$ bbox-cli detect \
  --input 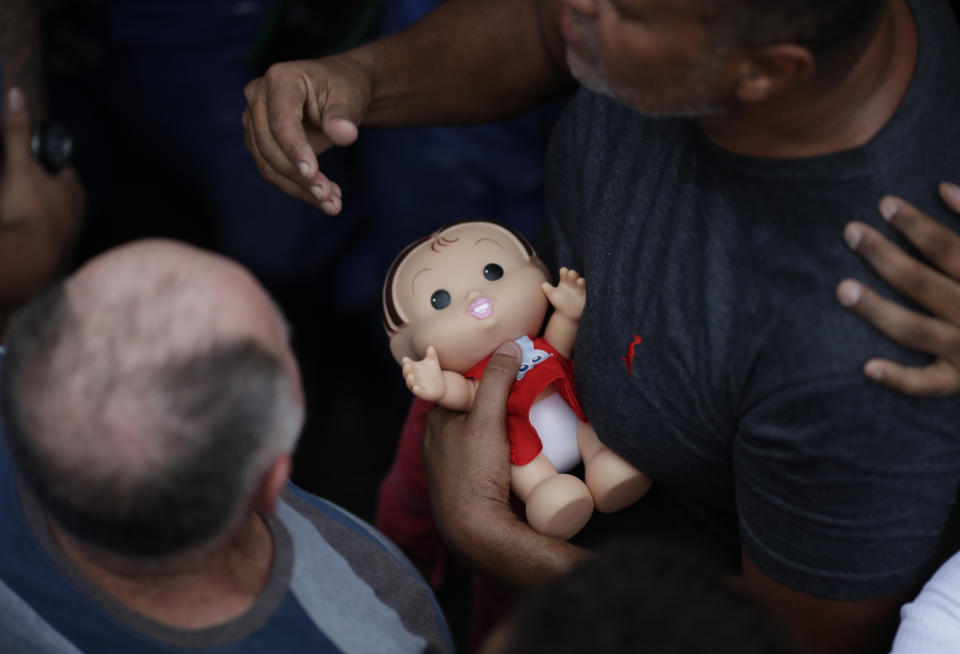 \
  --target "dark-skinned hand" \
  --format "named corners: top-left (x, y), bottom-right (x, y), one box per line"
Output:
top-left (419, 339), bottom-right (589, 588)
top-left (242, 54), bottom-right (372, 215)
top-left (837, 182), bottom-right (960, 396)
top-left (421, 341), bottom-right (520, 559)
